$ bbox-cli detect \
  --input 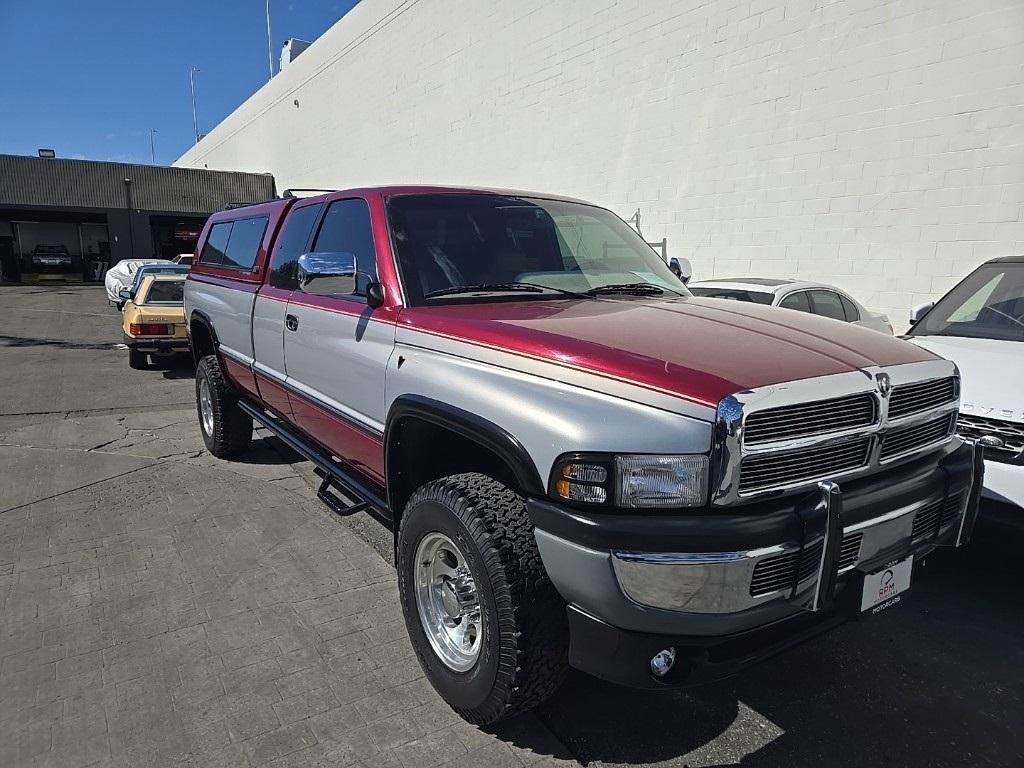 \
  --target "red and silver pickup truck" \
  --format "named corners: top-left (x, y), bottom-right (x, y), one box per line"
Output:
top-left (185, 186), bottom-right (983, 724)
